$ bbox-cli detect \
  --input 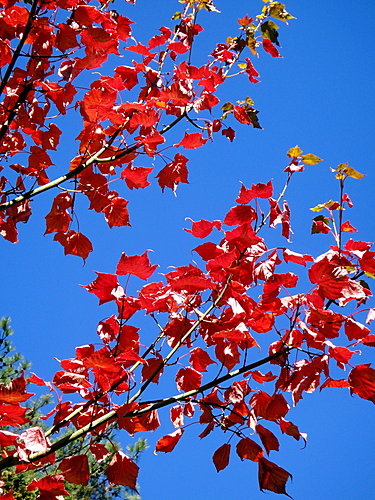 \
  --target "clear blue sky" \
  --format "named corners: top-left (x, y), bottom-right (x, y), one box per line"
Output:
top-left (1, 1), bottom-right (375, 498)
